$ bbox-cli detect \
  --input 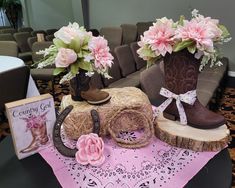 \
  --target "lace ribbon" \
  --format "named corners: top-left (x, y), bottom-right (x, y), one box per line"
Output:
top-left (154, 87), bottom-right (197, 125)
